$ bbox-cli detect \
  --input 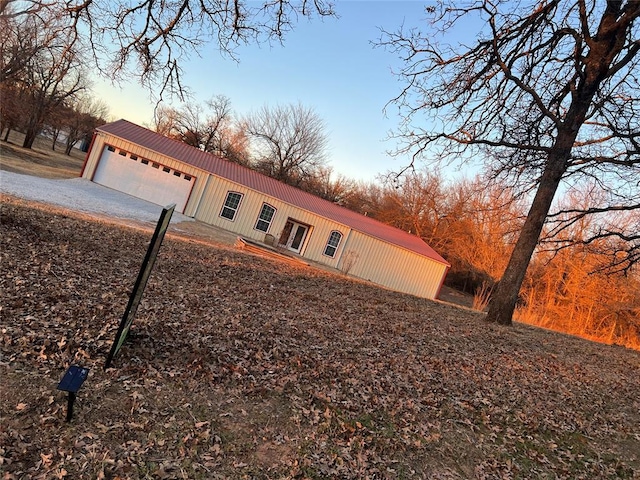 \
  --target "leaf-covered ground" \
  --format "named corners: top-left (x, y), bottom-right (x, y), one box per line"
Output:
top-left (1, 195), bottom-right (639, 479)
